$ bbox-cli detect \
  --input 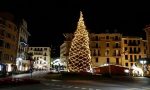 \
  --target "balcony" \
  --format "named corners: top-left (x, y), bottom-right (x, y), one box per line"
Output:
top-left (113, 54), bottom-right (121, 57)
top-left (112, 38), bottom-right (121, 41)
top-left (128, 51), bottom-right (140, 54)
top-left (0, 36), bottom-right (4, 39)
top-left (128, 43), bottom-right (139, 46)
top-left (113, 46), bottom-right (121, 48)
